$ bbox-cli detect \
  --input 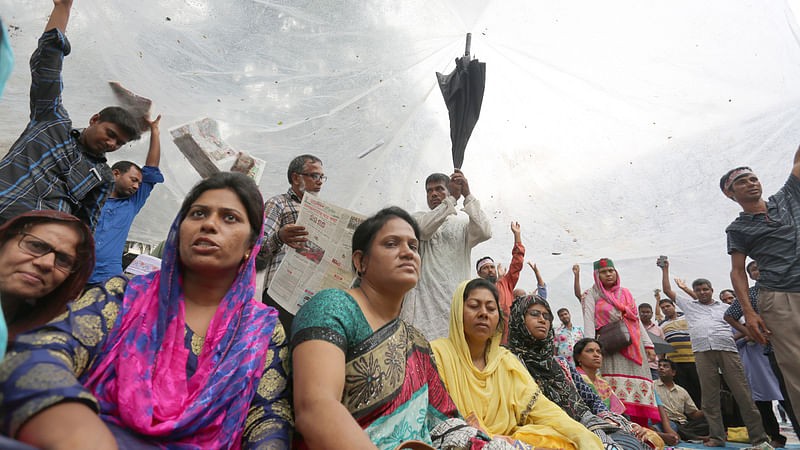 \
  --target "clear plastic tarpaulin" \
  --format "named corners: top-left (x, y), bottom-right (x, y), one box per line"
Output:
top-left (2, 1), bottom-right (800, 322)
